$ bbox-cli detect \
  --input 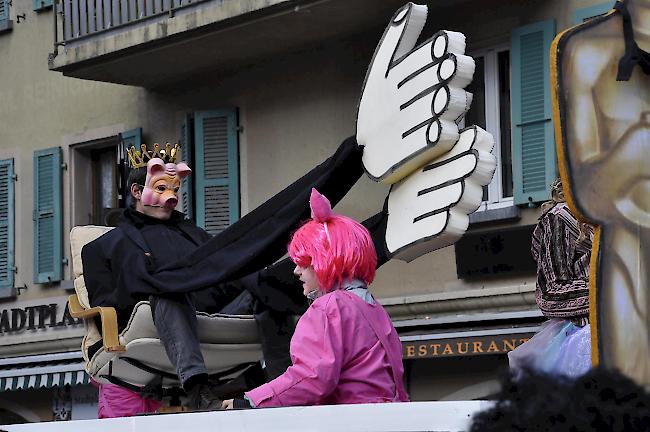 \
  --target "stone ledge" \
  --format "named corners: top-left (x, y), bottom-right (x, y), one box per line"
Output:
top-left (380, 283), bottom-right (537, 321)
top-left (469, 205), bottom-right (520, 225)
top-left (1, 337), bottom-right (84, 358)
